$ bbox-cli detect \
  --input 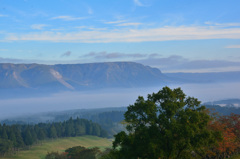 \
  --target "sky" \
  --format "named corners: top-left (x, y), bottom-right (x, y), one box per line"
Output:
top-left (0, 0), bottom-right (240, 72)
